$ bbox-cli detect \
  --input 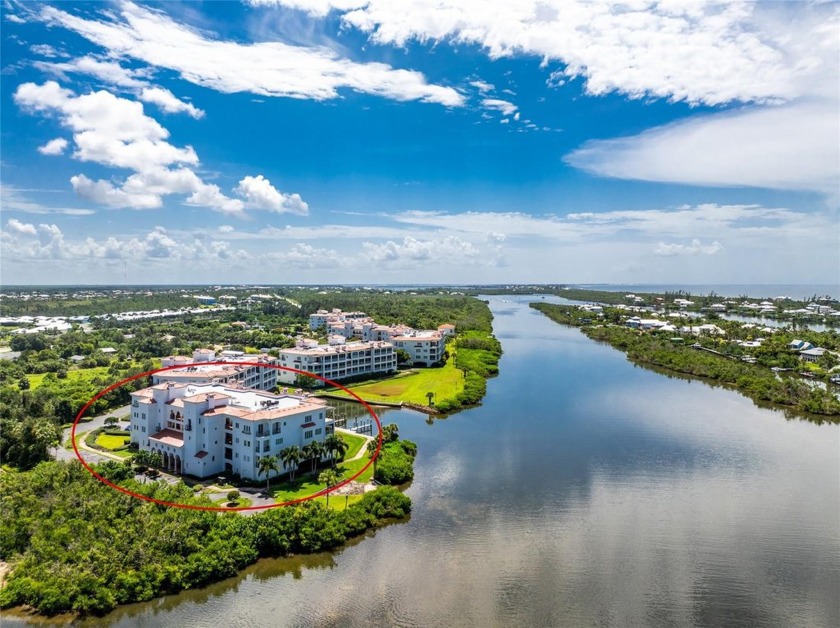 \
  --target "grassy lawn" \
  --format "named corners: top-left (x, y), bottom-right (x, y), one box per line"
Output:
top-left (25, 359), bottom-right (161, 391)
top-left (270, 454), bottom-right (374, 503)
top-left (65, 431), bottom-right (83, 451)
top-left (95, 433), bottom-right (130, 450)
top-left (26, 366), bottom-right (112, 390)
top-left (327, 353), bottom-right (464, 406)
top-left (311, 493), bottom-right (365, 511)
top-left (340, 431), bottom-right (368, 459)
top-left (221, 497), bottom-right (253, 509)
